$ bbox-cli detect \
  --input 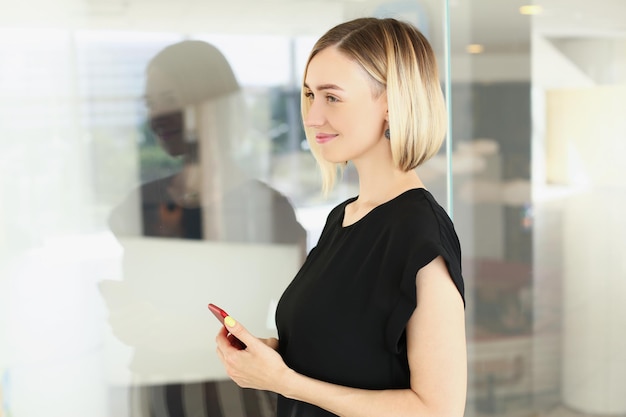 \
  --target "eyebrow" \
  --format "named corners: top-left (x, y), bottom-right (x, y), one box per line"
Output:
top-left (303, 82), bottom-right (344, 92)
